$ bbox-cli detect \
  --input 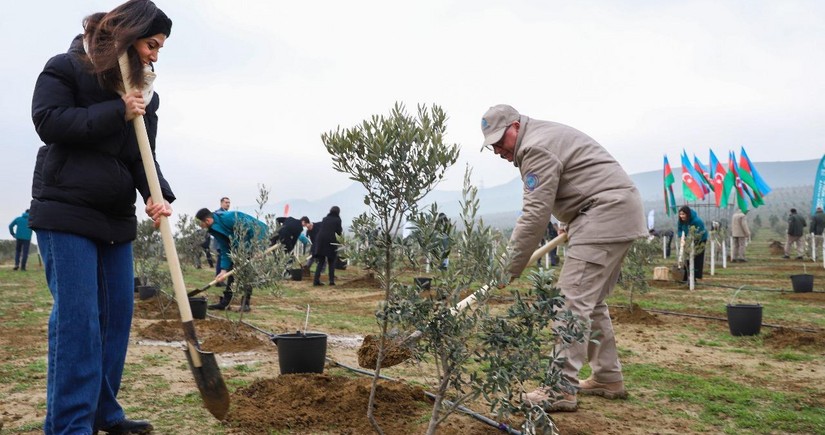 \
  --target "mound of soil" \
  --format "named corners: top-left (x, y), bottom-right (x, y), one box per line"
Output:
top-left (338, 274), bottom-right (382, 289)
top-left (227, 373), bottom-right (503, 434)
top-left (610, 305), bottom-right (664, 325)
top-left (133, 294), bottom-right (181, 320)
top-left (136, 319), bottom-right (269, 353)
top-left (763, 328), bottom-right (825, 350)
top-left (782, 292), bottom-right (825, 303)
